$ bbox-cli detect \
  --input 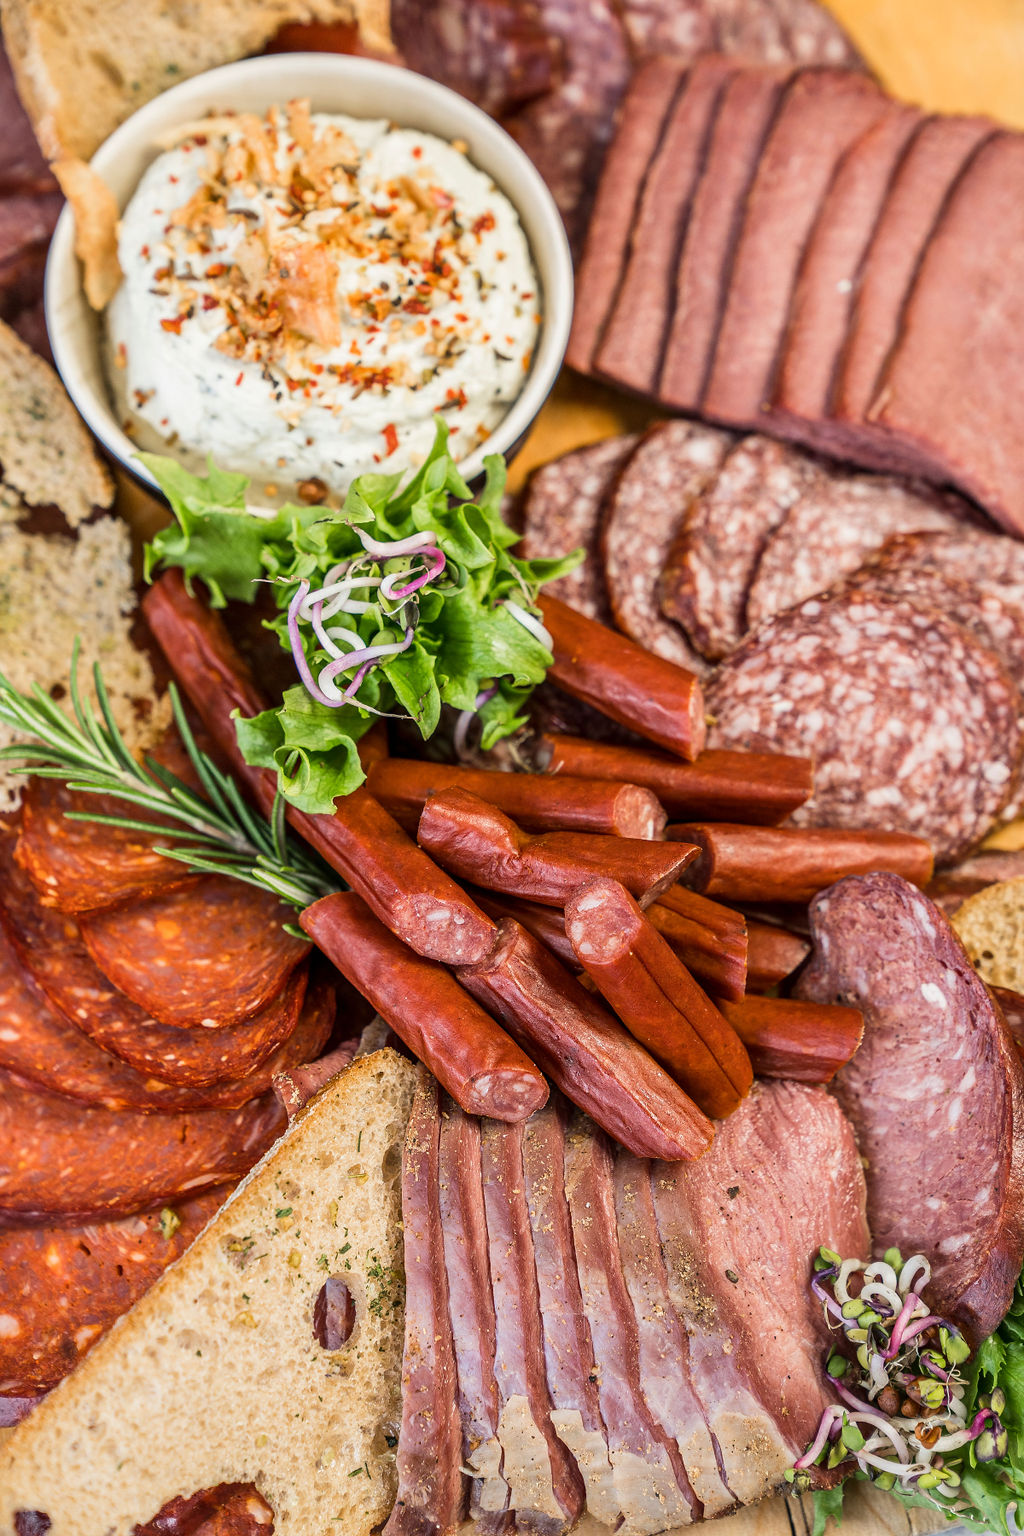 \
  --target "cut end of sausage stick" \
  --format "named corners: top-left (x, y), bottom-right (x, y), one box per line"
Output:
top-left (299, 891), bottom-right (547, 1123)
top-left (746, 919), bottom-right (812, 993)
top-left (538, 595), bottom-right (707, 762)
top-left (717, 996), bottom-right (865, 1084)
top-left (671, 822), bottom-right (935, 903)
top-left (538, 734), bottom-right (813, 825)
top-left (458, 919), bottom-right (715, 1162)
top-left (565, 878), bottom-right (753, 1119)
